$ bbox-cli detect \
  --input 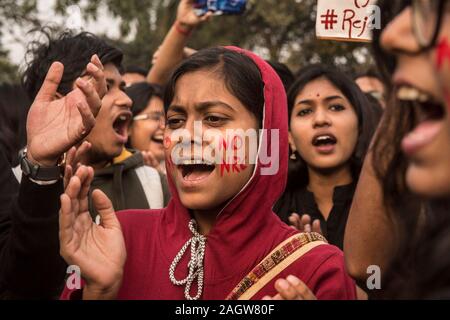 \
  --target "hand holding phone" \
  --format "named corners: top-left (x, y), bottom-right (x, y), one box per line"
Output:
top-left (194, 0), bottom-right (247, 16)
